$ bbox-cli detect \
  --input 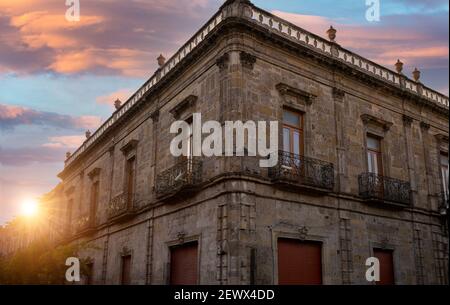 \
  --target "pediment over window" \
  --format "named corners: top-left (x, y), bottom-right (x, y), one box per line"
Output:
top-left (170, 95), bottom-right (198, 119)
top-left (120, 139), bottom-right (139, 154)
top-left (361, 114), bottom-right (393, 132)
top-left (276, 83), bottom-right (316, 106)
top-left (87, 167), bottom-right (101, 179)
top-left (435, 133), bottom-right (449, 152)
